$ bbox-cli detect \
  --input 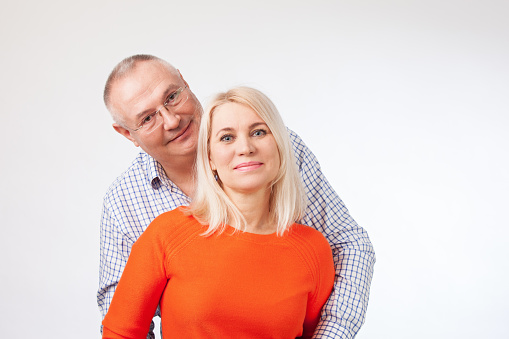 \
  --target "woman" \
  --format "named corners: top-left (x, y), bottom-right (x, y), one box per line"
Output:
top-left (102, 87), bottom-right (335, 338)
